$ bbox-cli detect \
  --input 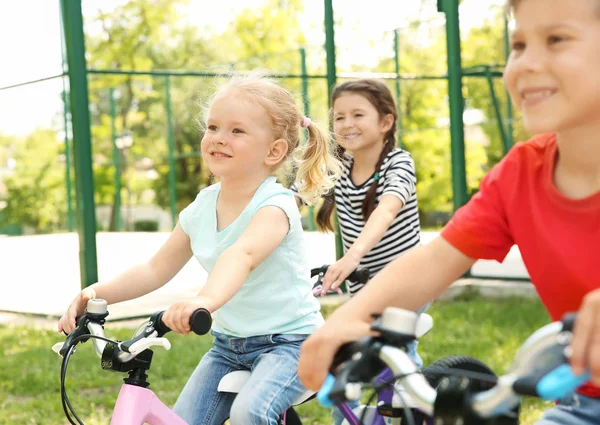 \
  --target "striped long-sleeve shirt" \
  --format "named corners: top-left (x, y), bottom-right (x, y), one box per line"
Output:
top-left (296, 148), bottom-right (421, 296)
